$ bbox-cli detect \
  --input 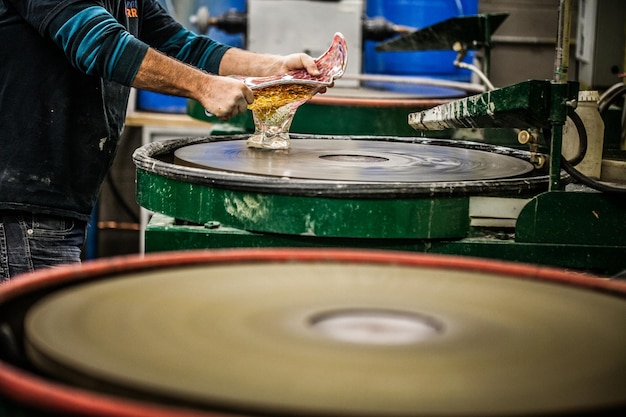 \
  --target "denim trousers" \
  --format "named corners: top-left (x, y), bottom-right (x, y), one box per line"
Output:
top-left (0, 211), bottom-right (87, 282)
